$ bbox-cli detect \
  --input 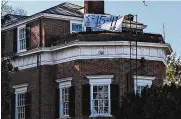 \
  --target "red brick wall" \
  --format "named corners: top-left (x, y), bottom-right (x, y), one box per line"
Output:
top-left (30, 20), bottom-right (40, 49)
top-left (10, 58), bottom-right (165, 119)
top-left (10, 68), bottom-right (40, 119)
top-left (3, 29), bottom-right (14, 54)
top-left (44, 18), bottom-right (70, 46)
top-left (84, 1), bottom-right (104, 14)
top-left (2, 18), bottom-right (70, 53)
